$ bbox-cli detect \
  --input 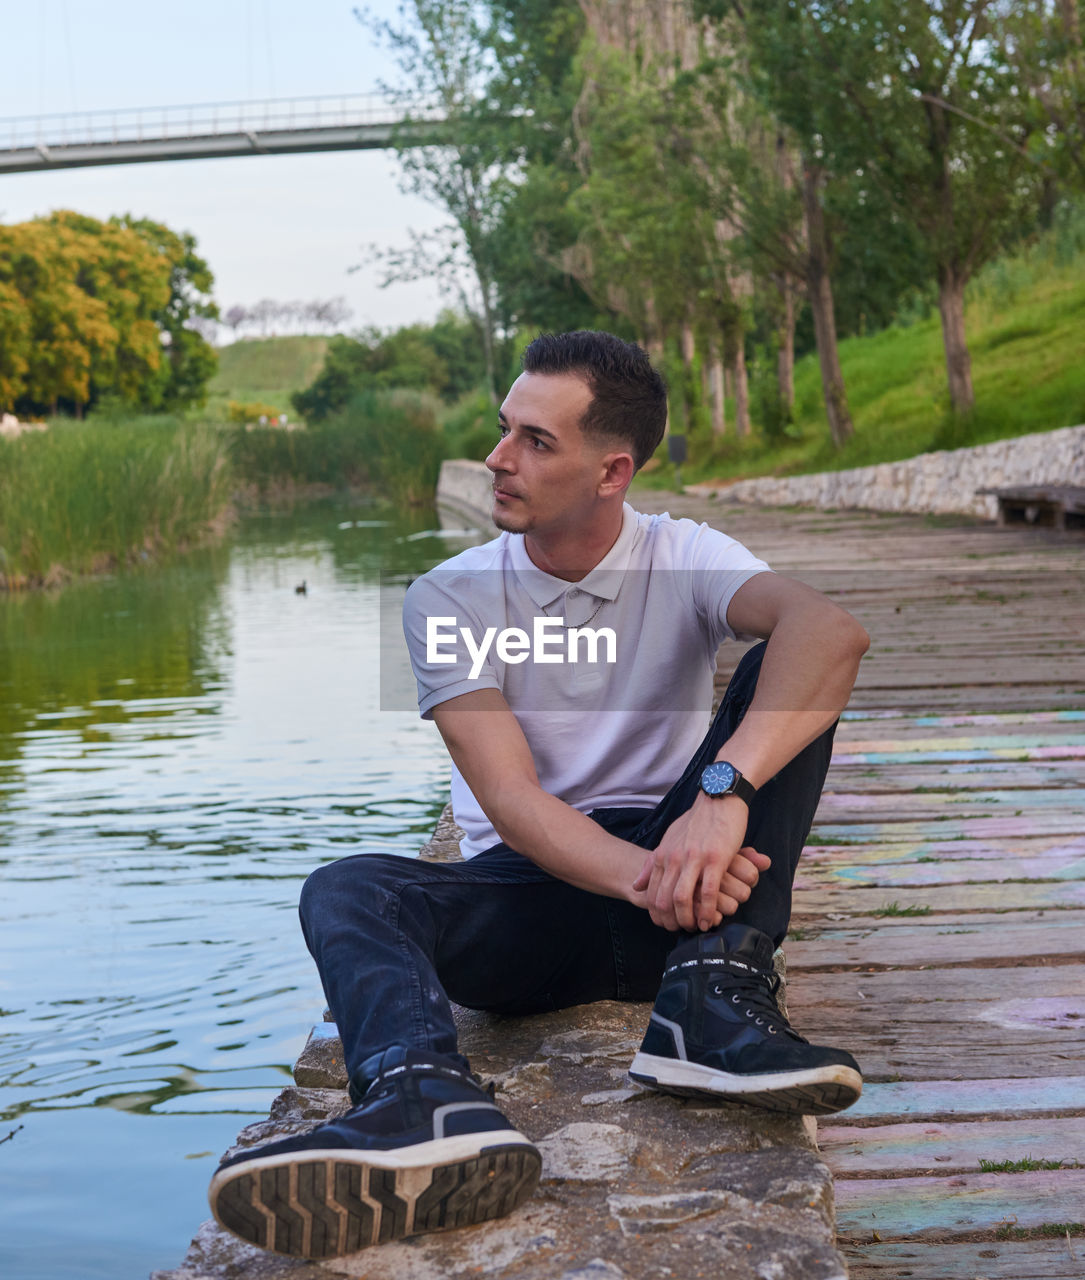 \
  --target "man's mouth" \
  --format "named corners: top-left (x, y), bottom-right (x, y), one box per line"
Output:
top-left (493, 486), bottom-right (521, 502)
